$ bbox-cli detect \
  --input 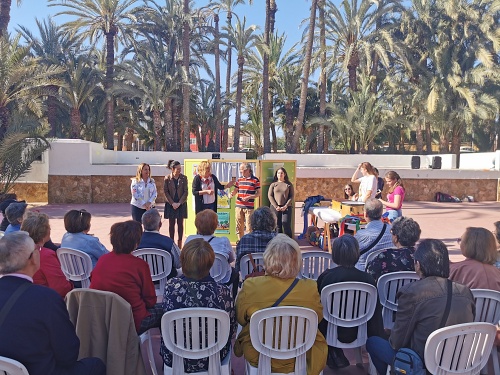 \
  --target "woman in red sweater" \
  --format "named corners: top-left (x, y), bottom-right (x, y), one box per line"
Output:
top-left (21, 211), bottom-right (73, 298)
top-left (90, 220), bottom-right (162, 334)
